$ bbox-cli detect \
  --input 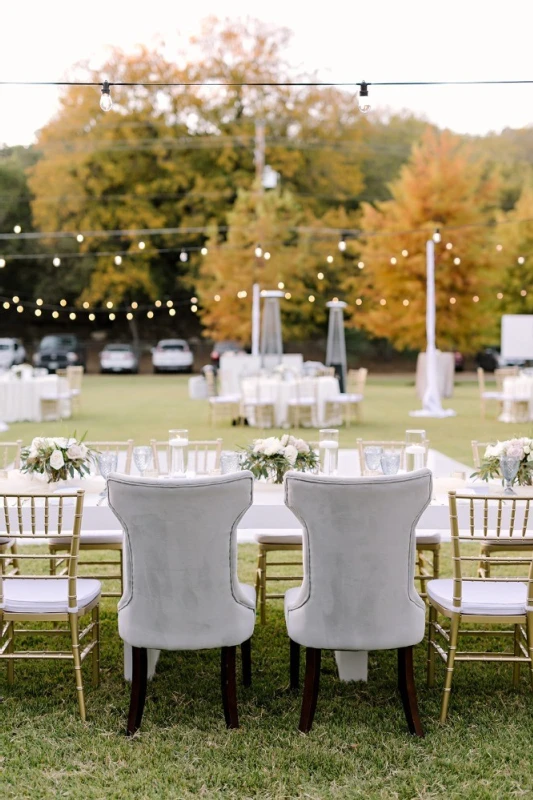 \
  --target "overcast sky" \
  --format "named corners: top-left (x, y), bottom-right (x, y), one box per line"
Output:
top-left (2, 0), bottom-right (533, 146)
